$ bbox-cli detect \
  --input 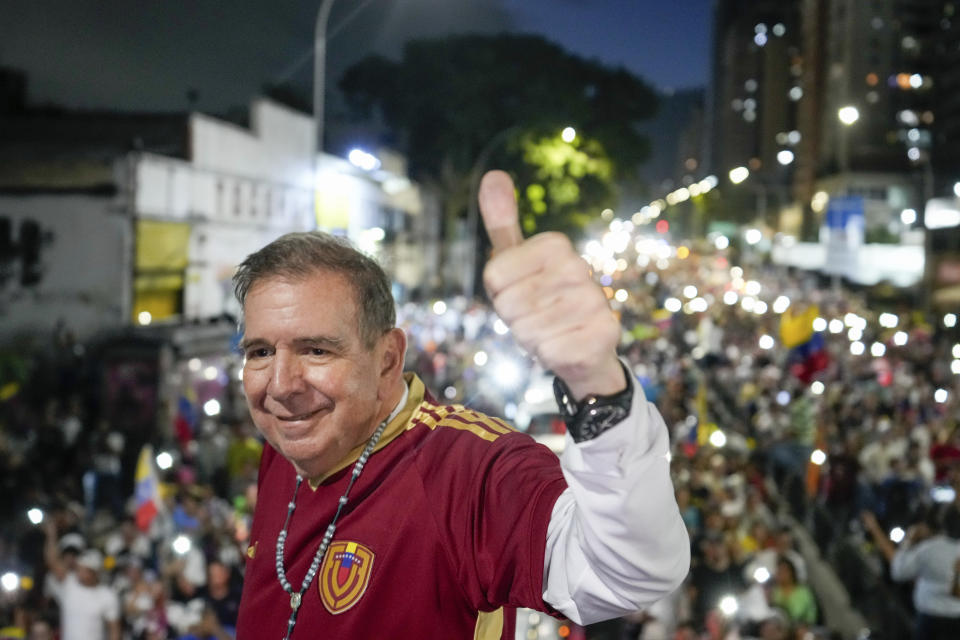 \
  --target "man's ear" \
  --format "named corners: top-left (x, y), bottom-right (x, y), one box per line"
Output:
top-left (378, 328), bottom-right (407, 381)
